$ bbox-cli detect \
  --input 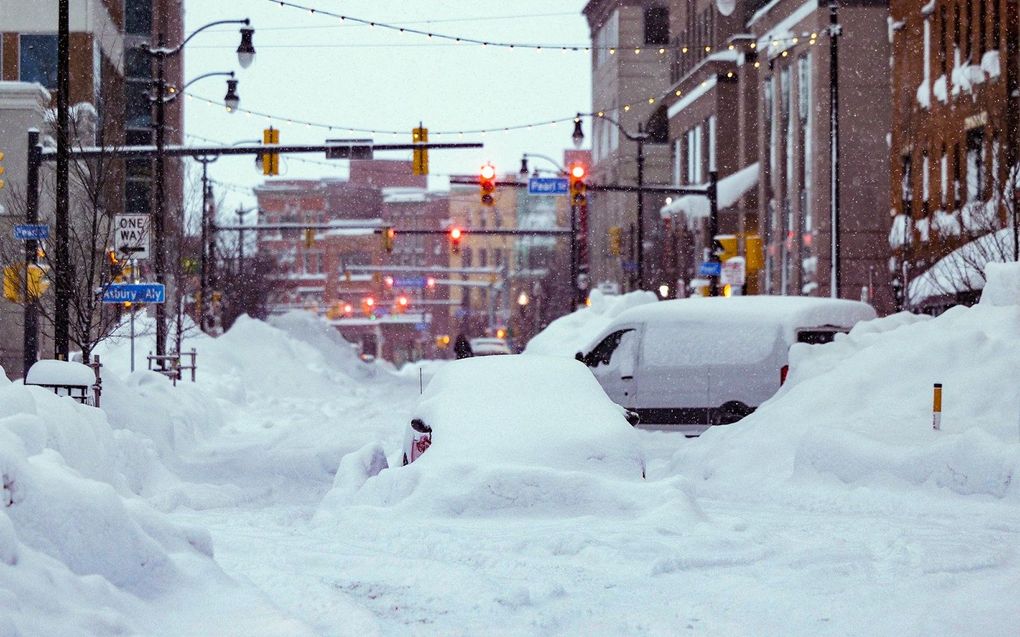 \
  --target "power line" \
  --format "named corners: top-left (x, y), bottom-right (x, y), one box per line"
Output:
top-left (207, 11), bottom-right (579, 32)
